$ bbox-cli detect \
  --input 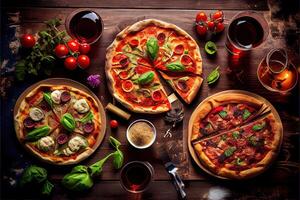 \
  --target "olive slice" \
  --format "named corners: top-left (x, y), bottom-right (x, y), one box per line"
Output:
top-left (61, 91), bottom-right (71, 103)
top-left (57, 134), bottom-right (69, 145)
top-left (176, 79), bottom-right (189, 92)
top-left (23, 117), bottom-right (36, 129)
top-left (83, 122), bottom-right (95, 133)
